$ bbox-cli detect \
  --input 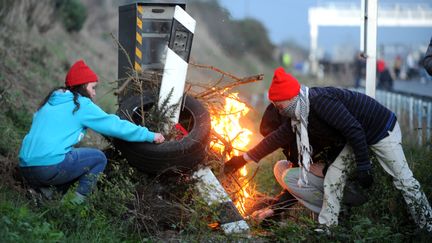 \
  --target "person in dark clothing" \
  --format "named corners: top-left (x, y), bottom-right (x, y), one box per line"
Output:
top-left (224, 67), bottom-right (432, 231)
top-left (251, 103), bottom-right (365, 222)
top-left (424, 37), bottom-right (432, 76)
top-left (393, 55), bottom-right (402, 79)
top-left (377, 59), bottom-right (394, 91)
top-left (259, 103), bottom-right (345, 168)
top-left (353, 51), bottom-right (366, 88)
